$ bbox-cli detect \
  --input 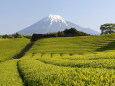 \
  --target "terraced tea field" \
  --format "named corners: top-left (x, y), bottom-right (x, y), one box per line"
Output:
top-left (0, 60), bottom-right (23, 86)
top-left (0, 34), bottom-right (115, 86)
top-left (27, 33), bottom-right (115, 54)
top-left (18, 59), bottom-right (115, 86)
top-left (0, 38), bottom-right (29, 61)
